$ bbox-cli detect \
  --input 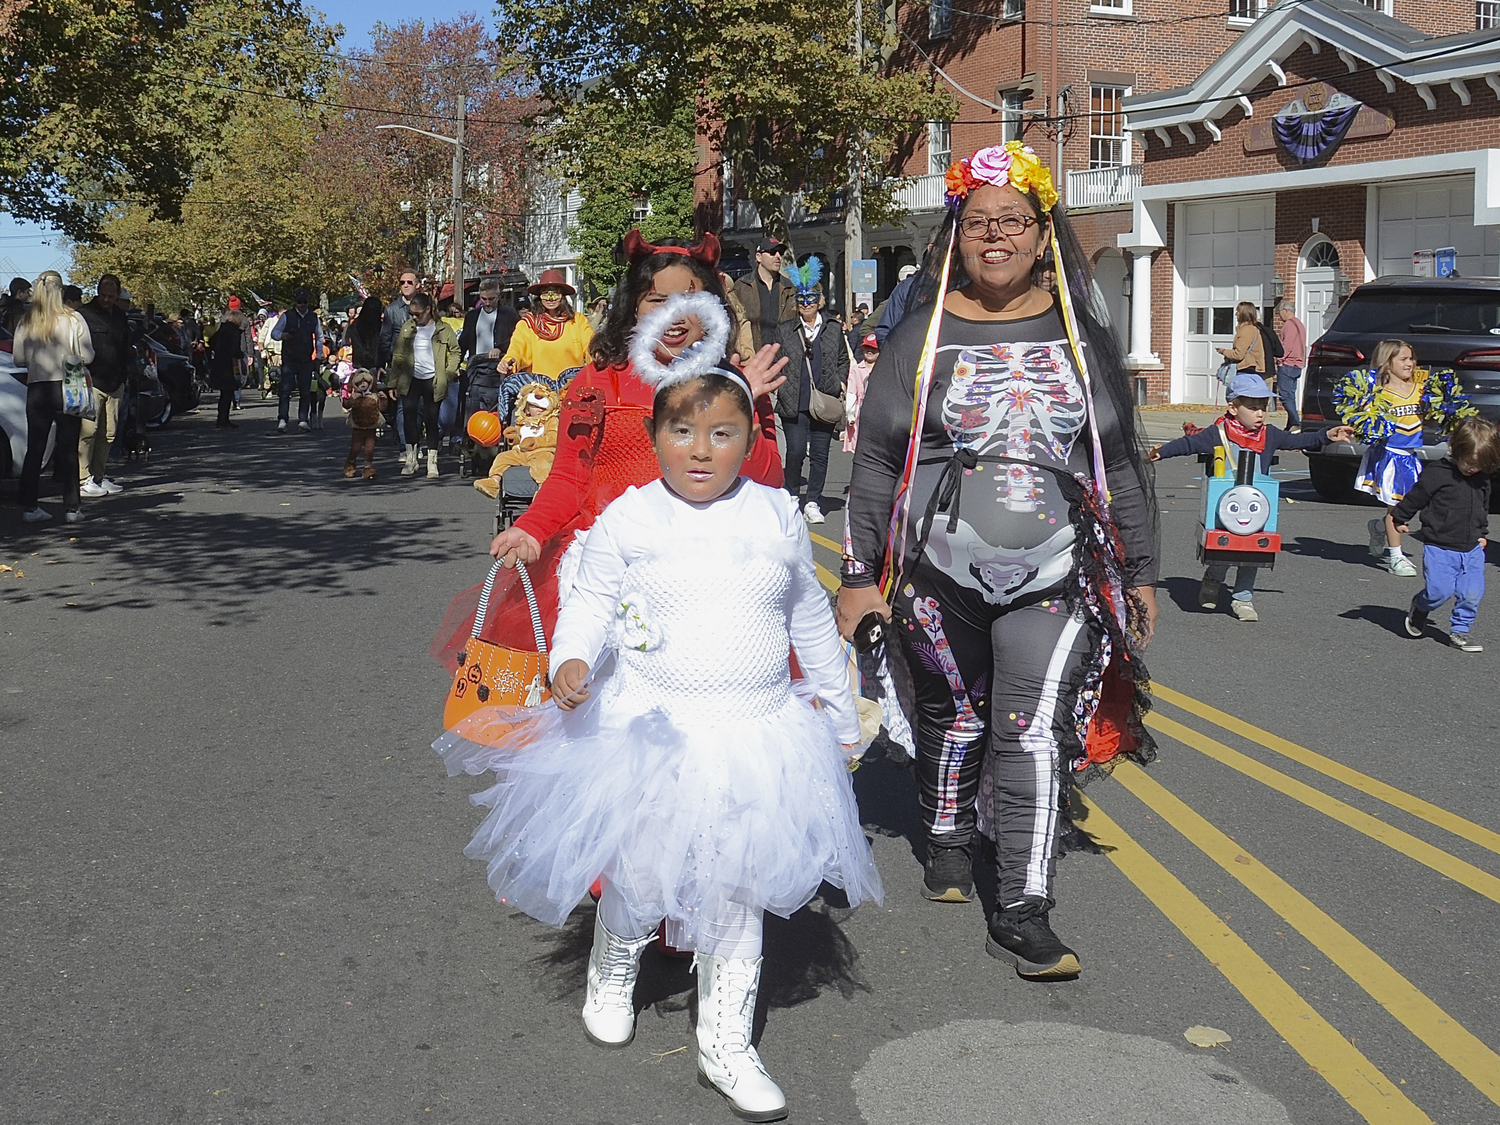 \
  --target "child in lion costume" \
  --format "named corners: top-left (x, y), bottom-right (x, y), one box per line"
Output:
top-left (473, 382), bottom-right (561, 499)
